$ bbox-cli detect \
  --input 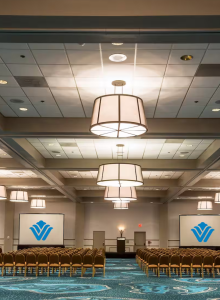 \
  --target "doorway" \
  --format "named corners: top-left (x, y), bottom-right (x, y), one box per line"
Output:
top-left (134, 231), bottom-right (146, 251)
top-left (93, 231), bottom-right (105, 249)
